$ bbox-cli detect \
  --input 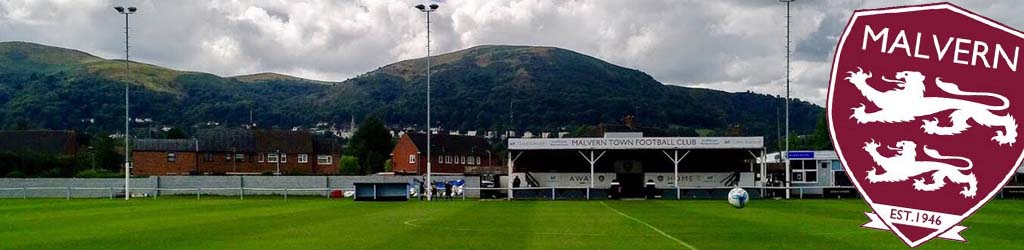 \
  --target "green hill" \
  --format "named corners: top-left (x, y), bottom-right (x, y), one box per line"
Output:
top-left (0, 41), bottom-right (104, 69)
top-left (0, 41), bottom-right (821, 150)
top-left (0, 41), bottom-right (223, 94)
top-left (231, 72), bottom-right (334, 85)
top-left (314, 45), bottom-right (821, 141)
top-left (0, 41), bottom-right (327, 131)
